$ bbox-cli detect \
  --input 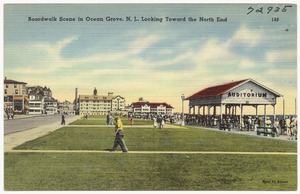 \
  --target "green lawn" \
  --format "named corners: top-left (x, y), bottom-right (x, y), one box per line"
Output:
top-left (14, 126), bottom-right (297, 152)
top-left (4, 153), bottom-right (297, 190)
top-left (69, 118), bottom-right (153, 125)
top-left (5, 125), bottom-right (298, 191)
